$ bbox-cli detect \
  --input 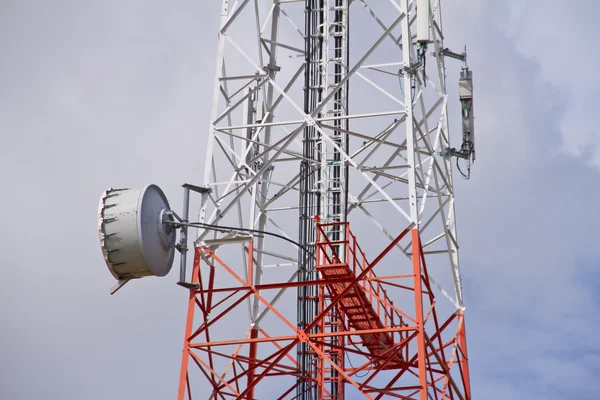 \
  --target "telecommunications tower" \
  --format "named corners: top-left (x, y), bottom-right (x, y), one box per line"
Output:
top-left (98, 0), bottom-right (476, 399)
